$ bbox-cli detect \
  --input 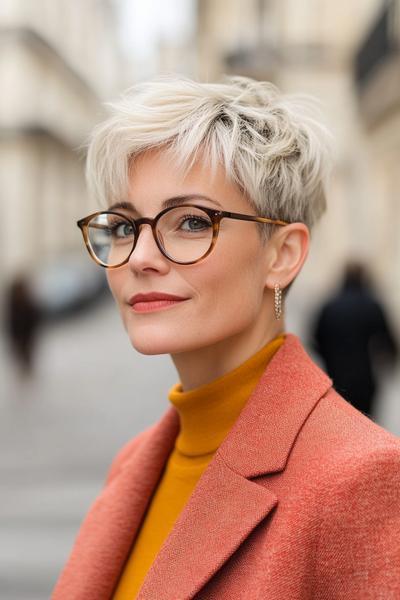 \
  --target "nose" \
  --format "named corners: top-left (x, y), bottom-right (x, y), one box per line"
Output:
top-left (127, 223), bottom-right (170, 274)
